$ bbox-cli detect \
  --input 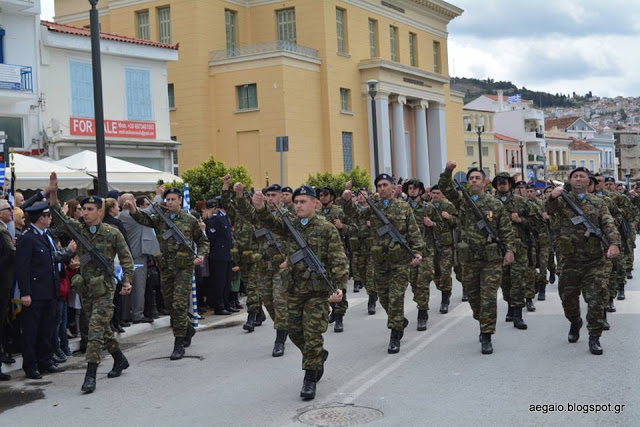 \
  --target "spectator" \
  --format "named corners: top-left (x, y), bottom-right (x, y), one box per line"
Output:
top-left (13, 207), bottom-right (25, 237)
top-left (0, 199), bottom-right (15, 380)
